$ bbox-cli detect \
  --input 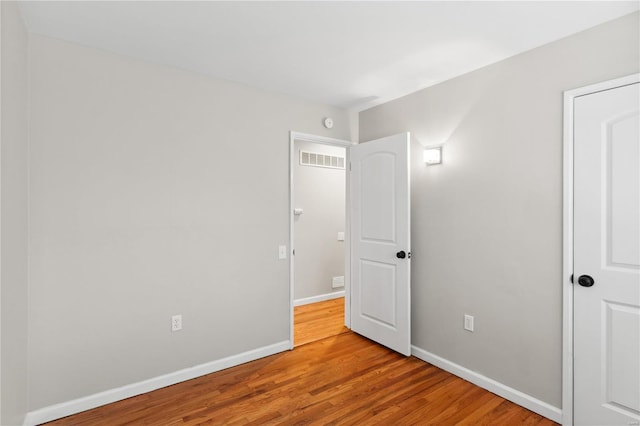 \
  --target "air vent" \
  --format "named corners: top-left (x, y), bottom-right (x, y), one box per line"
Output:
top-left (300, 150), bottom-right (345, 170)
